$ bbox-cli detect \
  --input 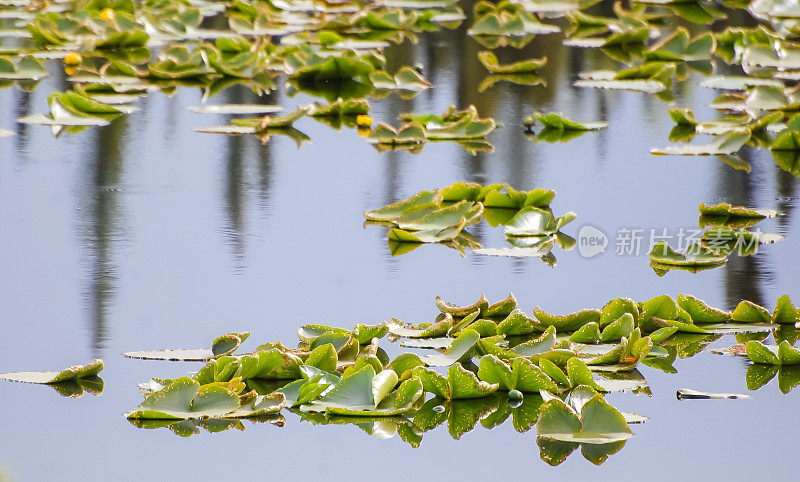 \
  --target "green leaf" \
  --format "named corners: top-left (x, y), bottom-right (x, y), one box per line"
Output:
top-left (352, 323), bottom-right (389, 344)
top-left (478, 51), bottom-right (547, 73)
top-left (773, 295), bottom-right (800, 324)
top-left (505, 207), bottom-right (577, 237)
top-left (746, 341), bottom-right (780, 365)
top-left (436, 294), bottom-right (489, 317)
top-left (486, 293), bottom-right (518, 317)
top-left (497, 309), bottom-right (538, 336)
top-left (0, 359), bottom-right (104, 385)
top-left (570, 322), bottom-right (601, 344)
top-left (540, 358), bottom-right (570, 386)
top-left (533, 112), bottom-right (607, 131)
top-left (533, 307), bottom-right (601, 332)
top-left (600, 314), bottom-right (635, 342)
top-left (305, 344), bottom-right (338, 372)
top-left (649, 241), bottom-right (727, 266)
top-left (125, 377), bottom-right (240, 420)
top-left (421, 328), bottom-right (481, 366)
top-left (448, 363), bottom-right (499, 399)
top-left (566, 358), bottom-right (602, 391)
top-left (731, 300), bottom-right (771, 323)
top-left (677, 294), bottom-right (731, 323)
